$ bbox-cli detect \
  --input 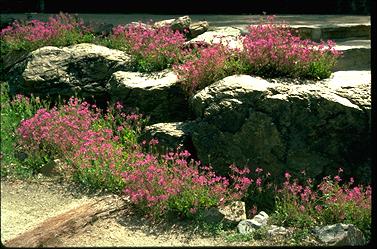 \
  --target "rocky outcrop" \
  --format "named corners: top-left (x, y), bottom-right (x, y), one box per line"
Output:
top-left (189, 73), bottom-right (371, 178)
top-left (313, 224), bottom-right (366, 246)
top-left (7, 43), bottom-right (132, 99)
top-left (5, 40), bottom-right (371, 182)
top-left (108, 69), bottom-right (188, 123)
